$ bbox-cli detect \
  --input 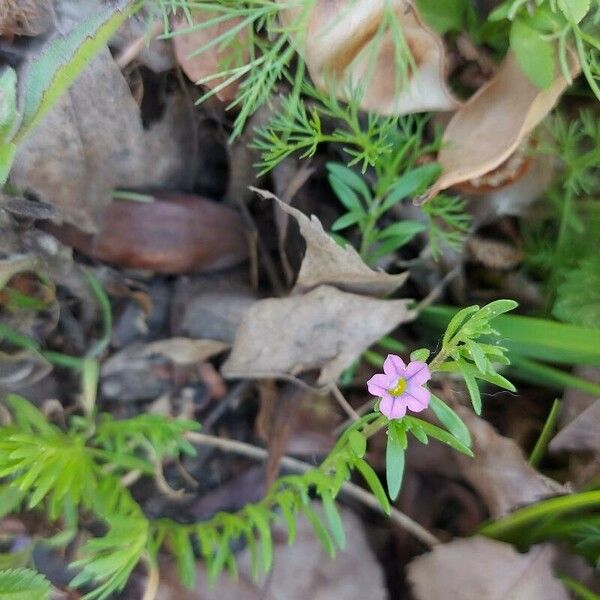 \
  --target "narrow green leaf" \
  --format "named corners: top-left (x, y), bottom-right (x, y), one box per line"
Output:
top-left (326, 162), bottom-right (372, 201)
top-left (429, 395), bottom-right (471, 448)
top-left (353, 458), bottom-right (391, 514)
top-left (16, 1), bottom-right (134, 142)
top-left (303, 504), bottom-right (336, 558)
top-left (329, 176), bottom-right (363, 212)
top-left (558, 0), bottom-right (590, 23)
top-left (443, 305), bottom-right (479, 346)
top-left (246, 505), bottom-right (273, 573)
top-left (348, 430), bottom-right (367, 458)
top-left (529, 399), bottom-right (561, 467)
top-left (331, 211), bottom-right (363, 231)
top-left (321, 491), bottom-right (346, 550)
top-left (378, 221), bottom-right (427, 240)
top-left (381, 164), bottom-right (441, 212)
top-left (466, 339), bottom-right (488, 374)
top-left (385, 424), bottom-right (405, 501)
top-left (406, 418), bottom-right (474, 456)
top-left (463, 372), bottom-right (482, 415)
